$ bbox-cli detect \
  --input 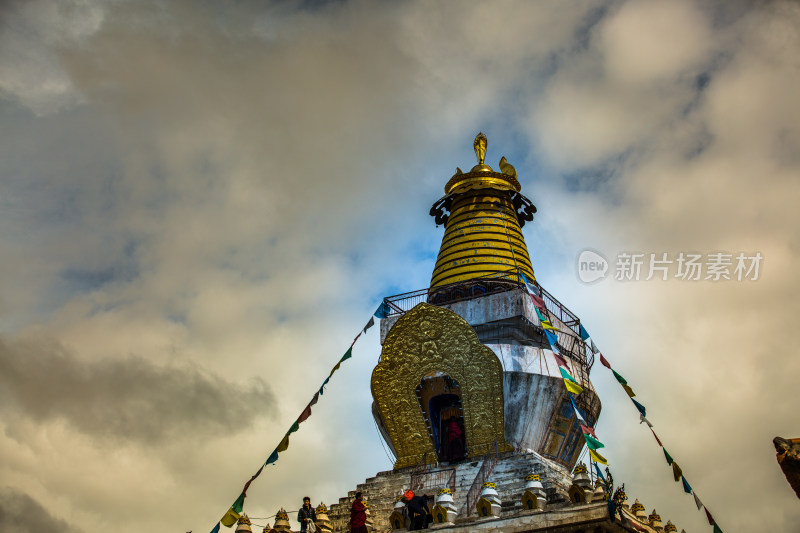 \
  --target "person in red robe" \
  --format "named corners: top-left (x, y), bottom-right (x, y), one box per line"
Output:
top-left (445, 417), bottom-right (464, 461)
top-left (350, 491), bottom-right (368, 533)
